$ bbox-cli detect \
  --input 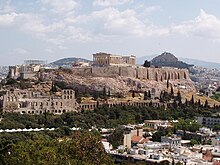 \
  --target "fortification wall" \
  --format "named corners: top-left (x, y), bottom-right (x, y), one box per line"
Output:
top-left (92, 67), bottom-right (120, 77)
top-left (71, 66), bottom-right (190, 81)
top-left (71, 67), bottom-right (92, 76)
top-left (120, 67), bottom-right (136, 78)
